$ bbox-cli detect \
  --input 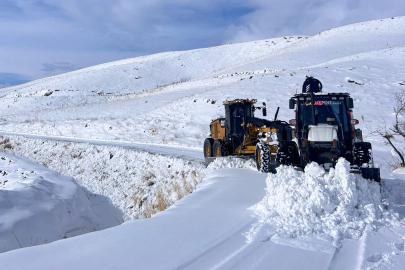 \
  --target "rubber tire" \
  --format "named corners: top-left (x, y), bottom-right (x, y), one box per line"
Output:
top-left (203, 138), bottom-right (214, 158)
top-left (277, 141), bottom-right (298, 166)
top-left (353, 142), bottom-right (372, 167)
top-left (213, 140), bottom-right (228, 157)
top-left (256, 142), bottom-right (271, 173)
